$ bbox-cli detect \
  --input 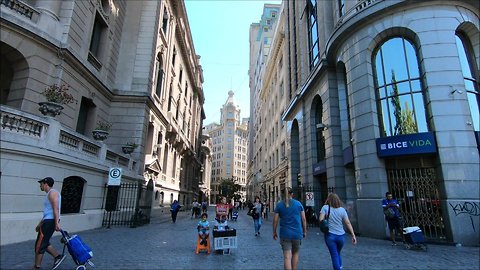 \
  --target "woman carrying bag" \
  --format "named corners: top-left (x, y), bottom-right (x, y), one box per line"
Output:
top-left (319, 193), bottom-right (357, 270)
